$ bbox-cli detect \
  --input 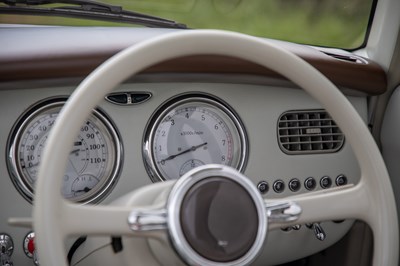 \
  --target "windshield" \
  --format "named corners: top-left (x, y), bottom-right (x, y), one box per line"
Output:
top-left (0, 0), bottom-right (375, 50)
